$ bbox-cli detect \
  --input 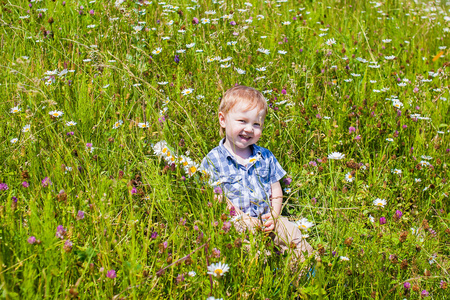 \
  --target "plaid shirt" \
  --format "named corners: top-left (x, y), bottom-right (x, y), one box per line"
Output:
top-left (201, 139), bottom-right (286, 217)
